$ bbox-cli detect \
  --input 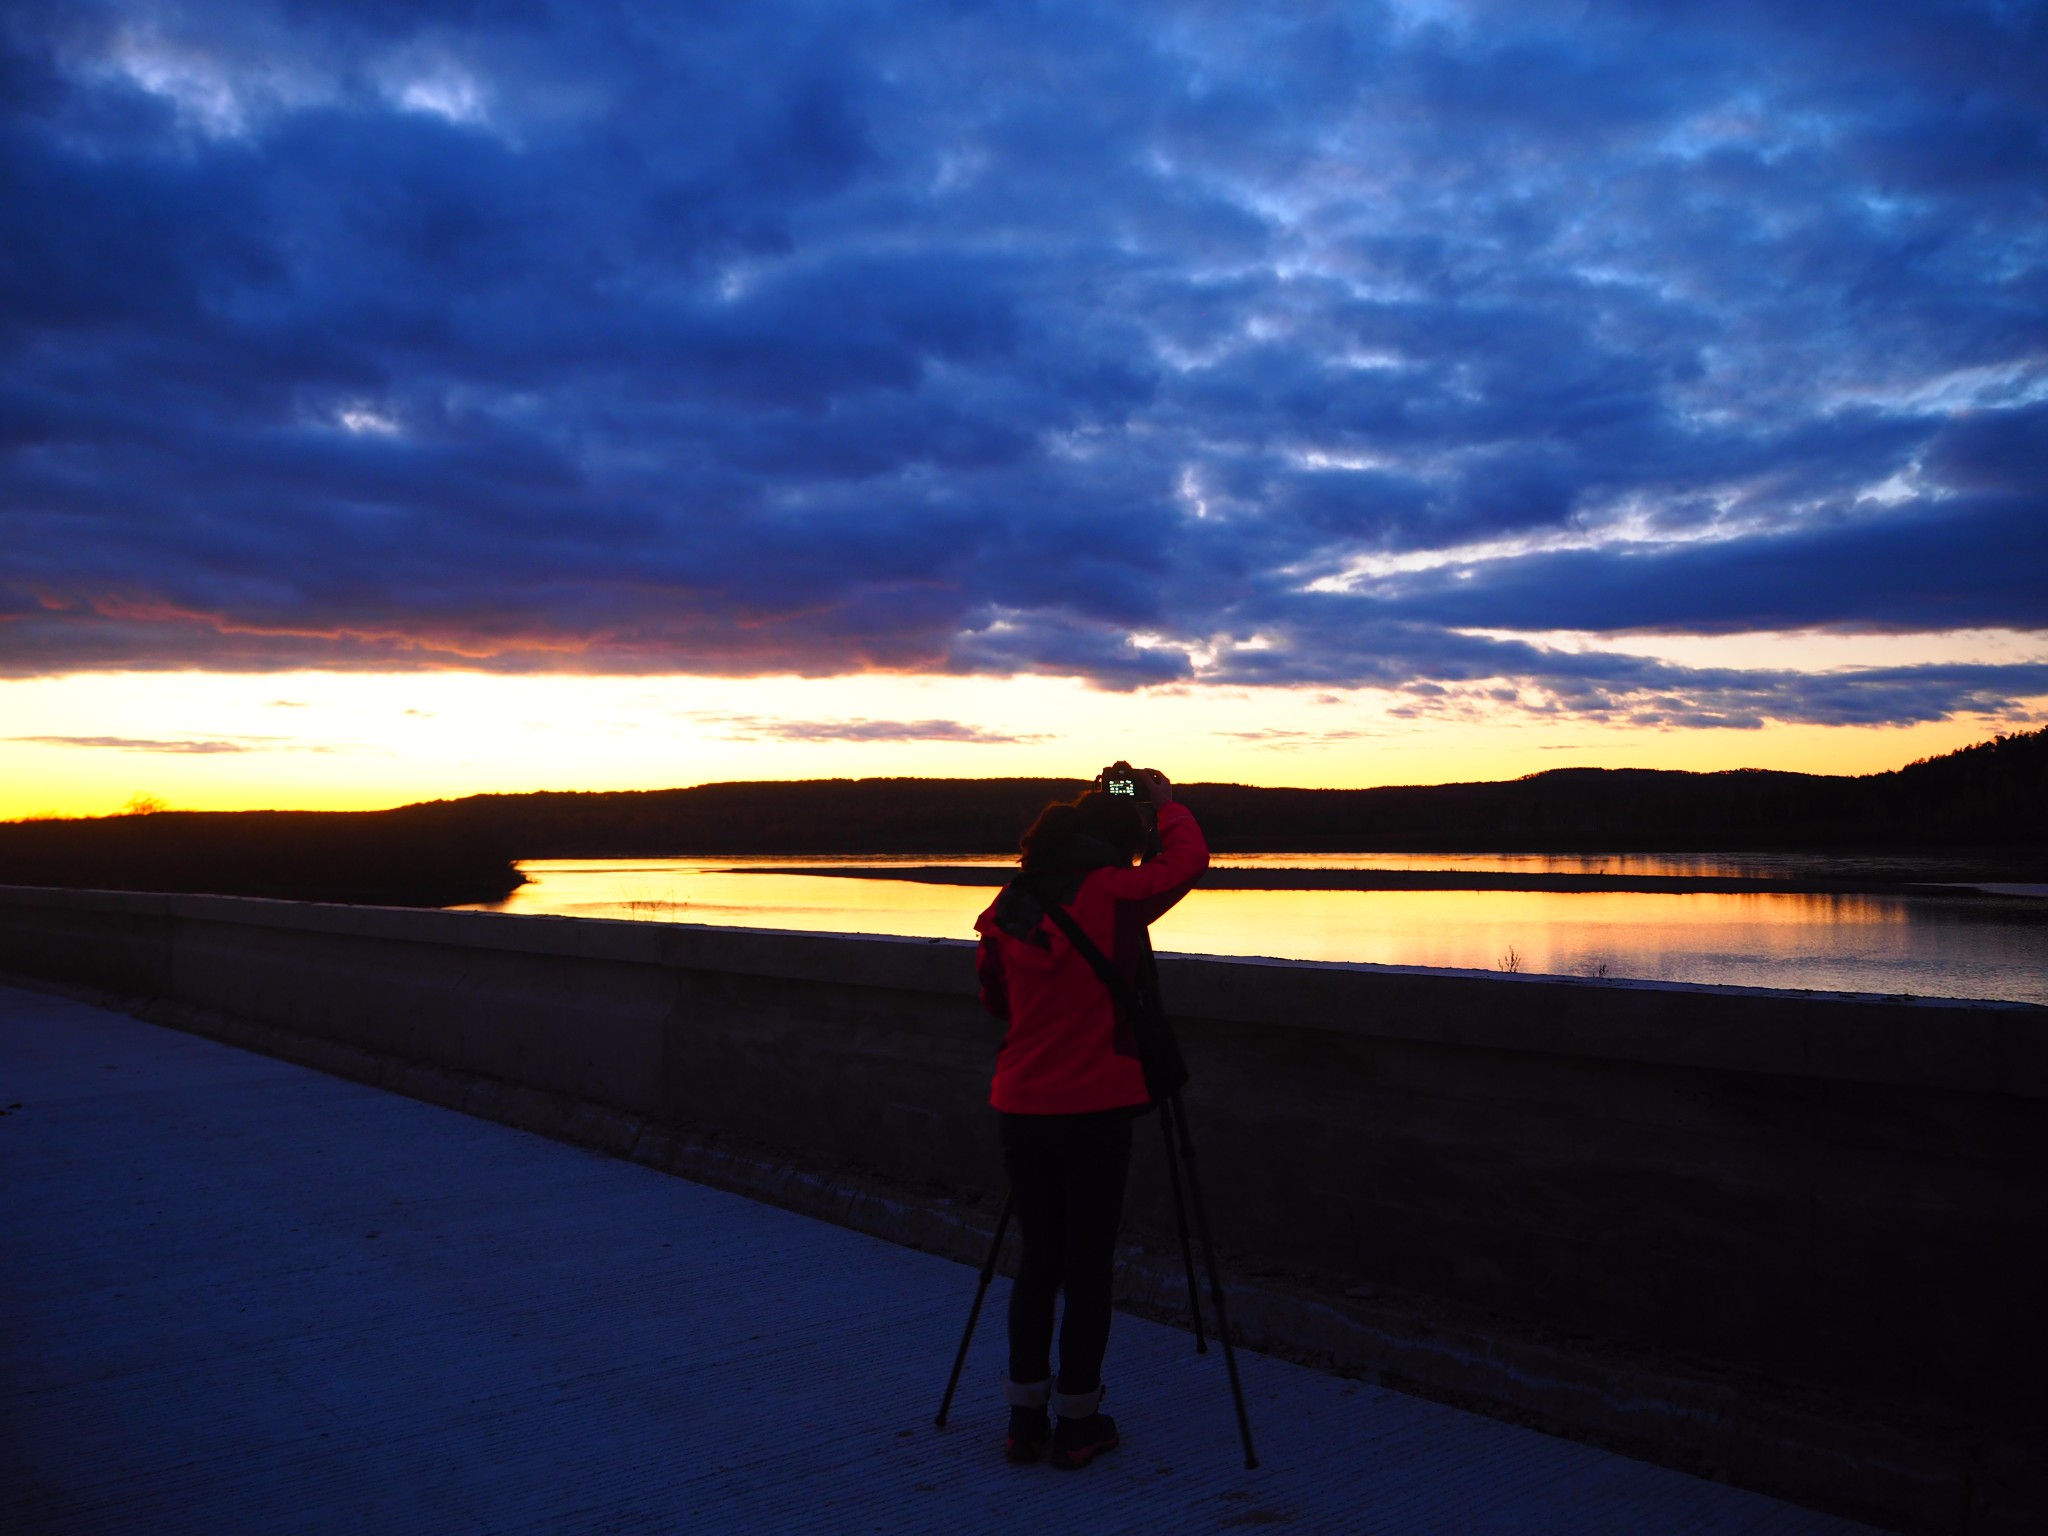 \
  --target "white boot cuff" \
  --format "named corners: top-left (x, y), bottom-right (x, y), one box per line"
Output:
top-left (1002, 1374), bottom-right (1051, 1407)
top-left (1052, 1383), bottom-right (1104, 1419)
